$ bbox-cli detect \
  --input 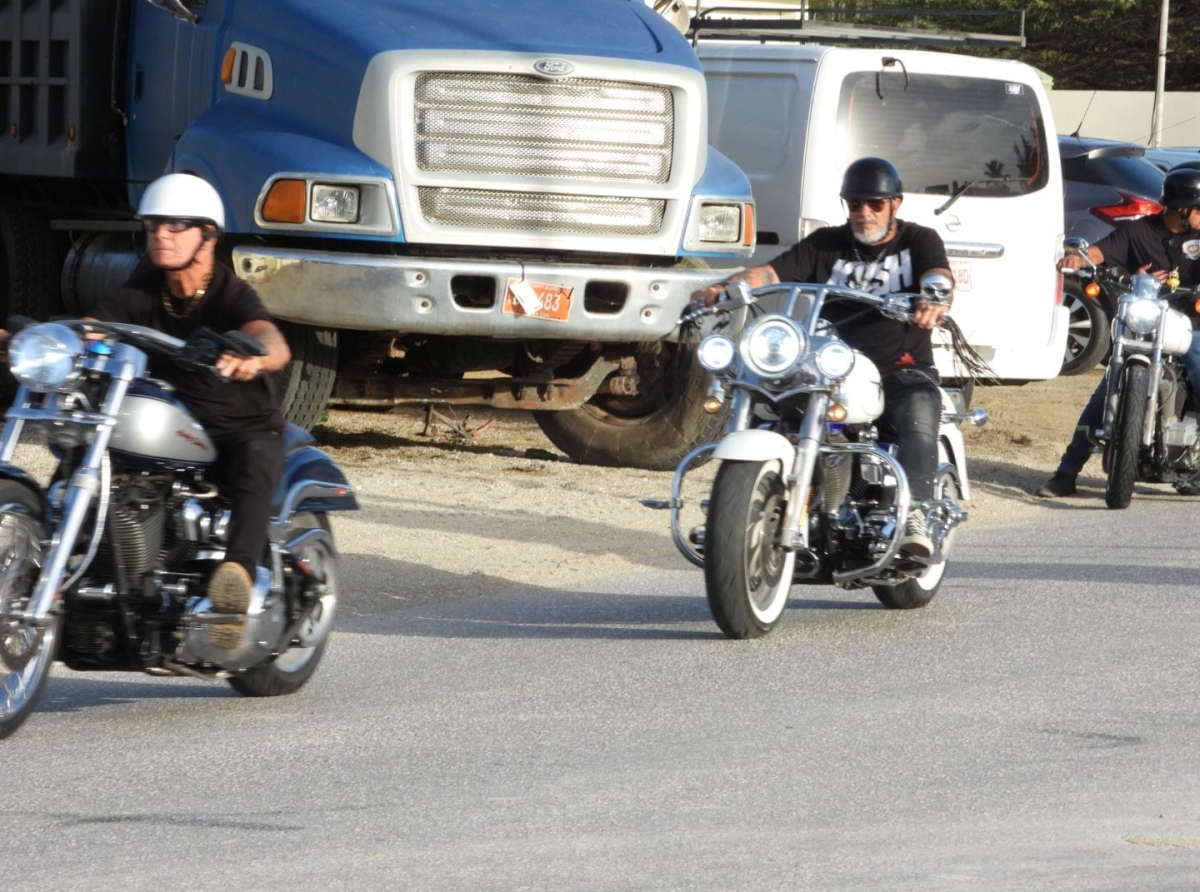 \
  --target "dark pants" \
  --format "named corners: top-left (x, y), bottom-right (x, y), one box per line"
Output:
top-left (878, 366), bottom-right (942, 503)
top-left (1057, 378), bottom-right (1106, 477)
top-left (209, 429), bottom-right (284, 577)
